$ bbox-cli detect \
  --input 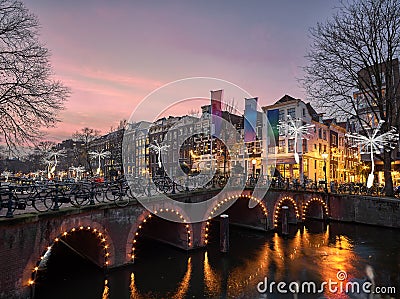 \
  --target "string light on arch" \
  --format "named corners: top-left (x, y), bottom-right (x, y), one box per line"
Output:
top-left (29, 225), bottom-right (111, 287)
top-left (204, 194), bottom-right (268, 244)
top-left (302, 197), bottom-right (329, 221)
top-left (274, 196), bottom-right (300, 228)
top-left (131, 209), bottom-right (192, 262)
top-left (208, 194), bottom-right (268, 220)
